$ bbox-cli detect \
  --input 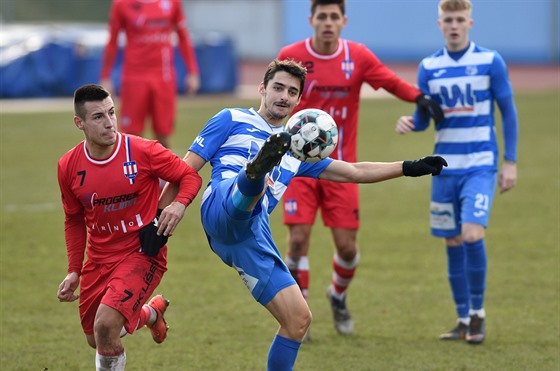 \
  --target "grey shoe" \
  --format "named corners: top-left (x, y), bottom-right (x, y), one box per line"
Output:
top-left (466, 314), bottom-right (485, 344)
top-left (246, 132), bottom-right (291, 180)
top-left (439, 321), bottom-right (468, 340)
top-left (326, 287), bottom-right (354, 335)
